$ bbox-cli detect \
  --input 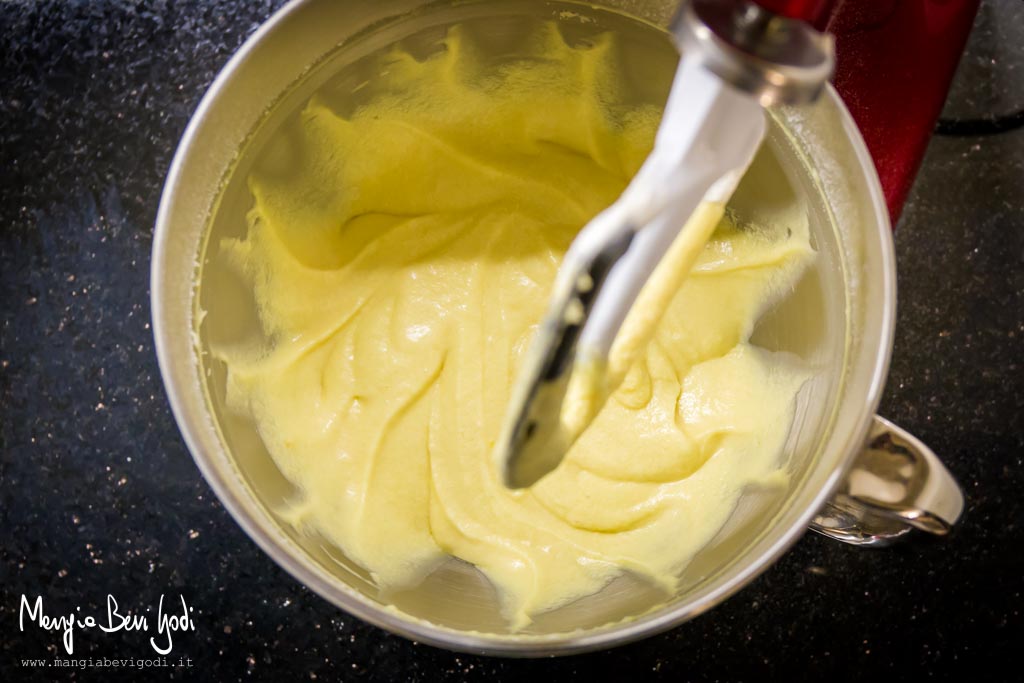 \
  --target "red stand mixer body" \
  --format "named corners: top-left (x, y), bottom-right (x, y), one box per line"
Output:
top-left (756, 0), bottom-right (981, 221)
